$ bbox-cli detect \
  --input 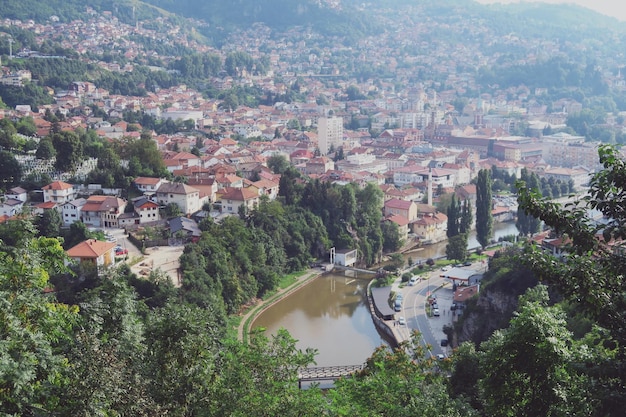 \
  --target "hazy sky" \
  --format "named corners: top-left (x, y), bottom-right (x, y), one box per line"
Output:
top-left (475, 0), bottom-right (626, 22)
